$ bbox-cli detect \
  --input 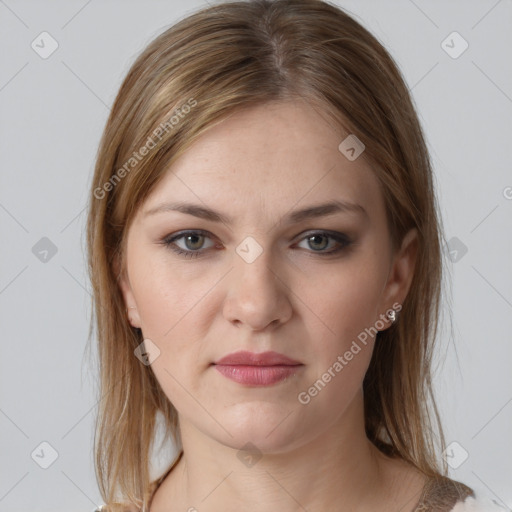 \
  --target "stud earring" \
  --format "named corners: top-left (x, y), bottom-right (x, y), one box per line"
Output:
top-left (387, 310), bottom-right (397, 323)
